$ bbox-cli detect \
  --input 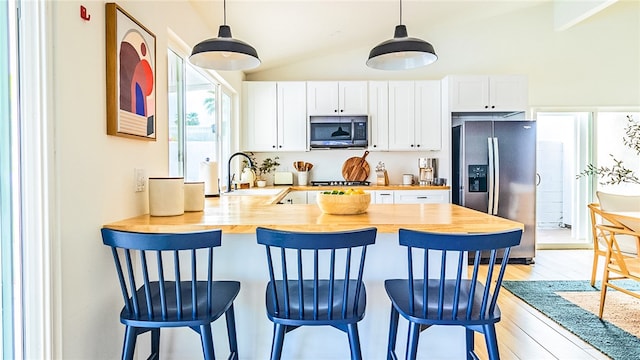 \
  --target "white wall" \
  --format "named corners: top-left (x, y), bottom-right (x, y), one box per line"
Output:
top-left (246, 1), bottom-right (639, 108)
top-left (48, 0), bottom-right (638, 359)
top-left (49, 1), bottom-right (241, 358)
